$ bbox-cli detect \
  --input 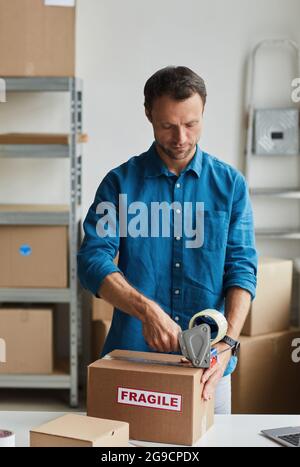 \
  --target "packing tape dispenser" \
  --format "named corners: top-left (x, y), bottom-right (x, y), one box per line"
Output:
top-left (178, 309), bottom-right (228, 369)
